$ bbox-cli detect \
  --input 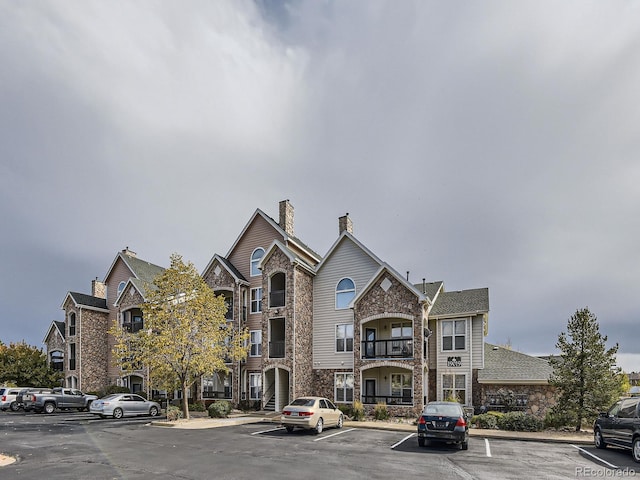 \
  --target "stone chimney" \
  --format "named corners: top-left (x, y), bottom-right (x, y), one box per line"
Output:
top-left (279, 199), bottom-right (294, 236)
top-left (122, 246), bottom-right (137, 258)
top-left (339, 213), bottom-right (353, 235)
top-left (92, 278), bottom-right (106, 299)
